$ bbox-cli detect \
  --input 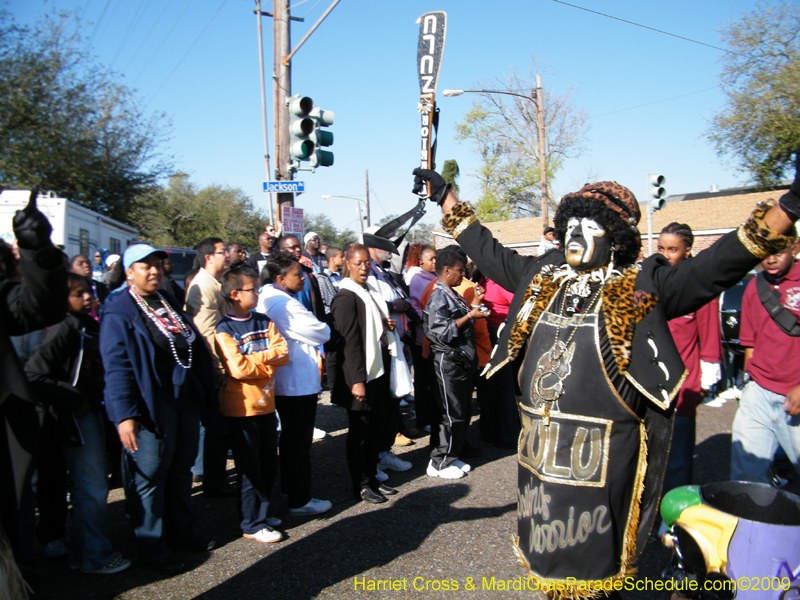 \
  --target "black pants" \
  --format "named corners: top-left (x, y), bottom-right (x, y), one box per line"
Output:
top-left (346, 373), bottom-right (390, 494)
top-left (36, 414), bottom-right (67, 545)
top-left (430, 352), bottom-right (473, 469)
top-left (226, 413), bottom-right (279, 535)
top-left (478, 326), bottom-right (520, 447)
top-left (410, 343), bottom-right (436, 430)
top-left (275, 394), bottom-right (317, 509)
top-left (199, 392), bottom-right (230, 492)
